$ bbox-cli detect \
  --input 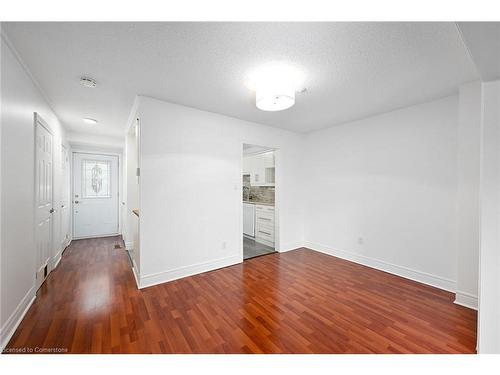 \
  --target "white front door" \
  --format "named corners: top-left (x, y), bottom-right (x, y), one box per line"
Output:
top-left (35, 116), bottom-right (54, 289)
top-left (73, 153), bottom-right (119, 239)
